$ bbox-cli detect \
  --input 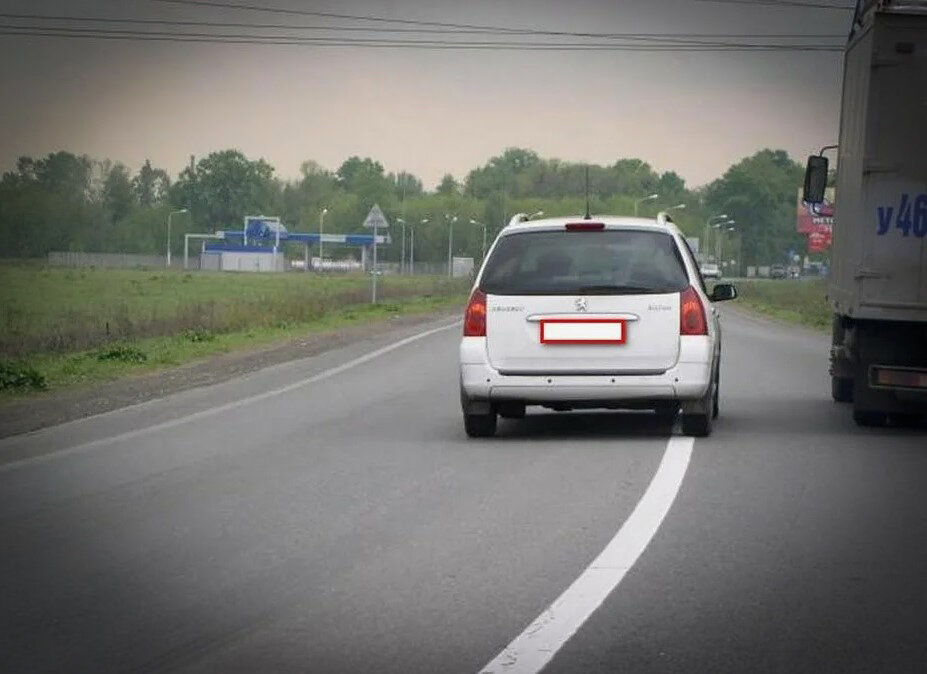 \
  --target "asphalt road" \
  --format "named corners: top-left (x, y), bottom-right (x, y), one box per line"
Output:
top-left (2, 308), bottom-right (926, 673)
